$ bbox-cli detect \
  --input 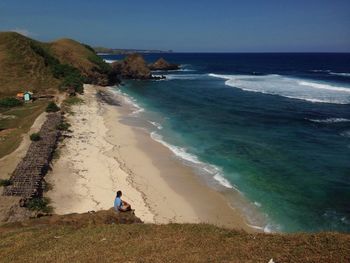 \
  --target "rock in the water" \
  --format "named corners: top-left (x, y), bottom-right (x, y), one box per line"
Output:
top-left (111, 54), bottom-right (152, 80)
top-left (149, 57), bottom-right (180, 71)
